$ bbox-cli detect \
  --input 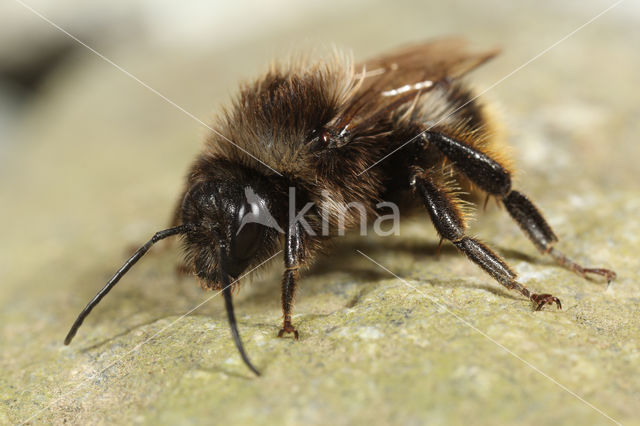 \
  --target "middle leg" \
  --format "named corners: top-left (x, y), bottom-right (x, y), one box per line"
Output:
top-left (423, 131), bottom-right (615, 283)
top-left (411, 169), bottom-right (561, 310)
